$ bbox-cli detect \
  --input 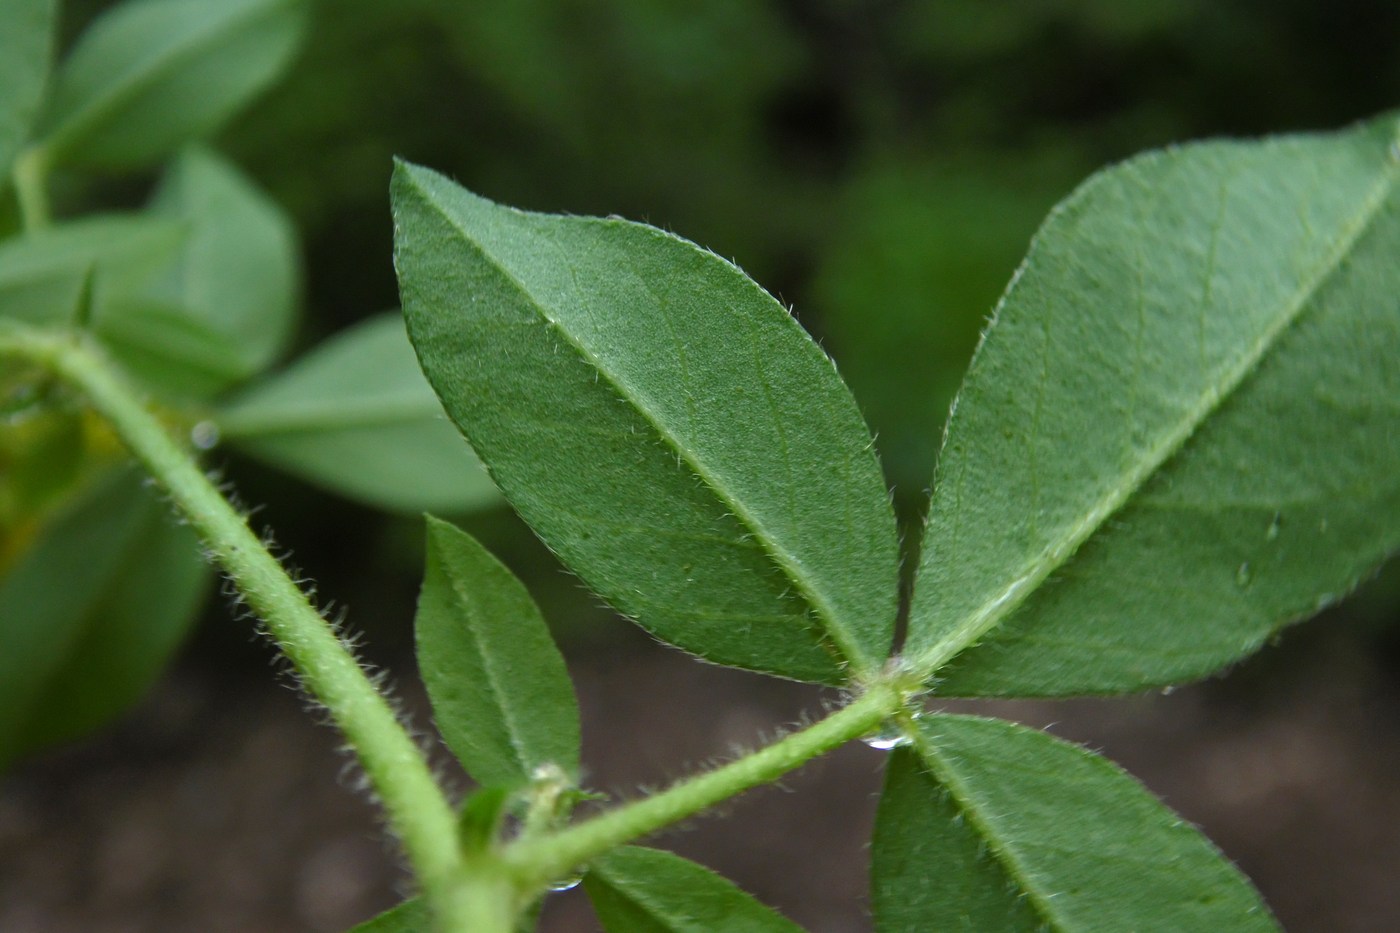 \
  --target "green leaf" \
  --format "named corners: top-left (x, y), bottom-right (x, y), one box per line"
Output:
top-left (0, 215), bottom-right (264, 397)
top-left (0, 469), bottom-right (209, 767)
top-left (416, 516), bottom-right (579, 787)
top-left (0, 214), bottom-right (185, 324)
top-left (871, 714), bottom-right (1277, 932)
top-left (146, 145), bottom-right (300, 376)
top-left (457, 784), bottom-right (512, 854)
top-left (0, 0), bottom-right (55, 178)
top-left (97, 300), bottom-right (255, 399)
top-left (346, 898), bottom-right (428, 933)
top-left (907, 112), bottom-right (1400, 694)
top-left (392, 163), bottom-right (898, 684)
top-left (217, 313), bottom-right (498, 514)
top-left (33, 0), bottom-right (308, 169)
top-left (585, 846), bottom-right (805, 933)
